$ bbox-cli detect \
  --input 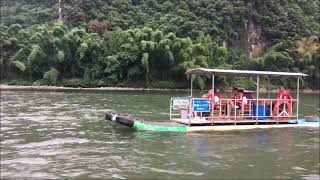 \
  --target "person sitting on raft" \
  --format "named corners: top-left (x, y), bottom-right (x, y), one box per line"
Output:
top-left (228, 89), bottom-right (248, 115)
top-left (273, 86), bottom-right (293, 117)
top-left (277, 86), bottom-right (292, 100)
top-left (200, 88), bottom-right (222, 118)
top-left (202, 88), bottom-right (222, 109)
top-left (231, 87), bottom-right (239, 100)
